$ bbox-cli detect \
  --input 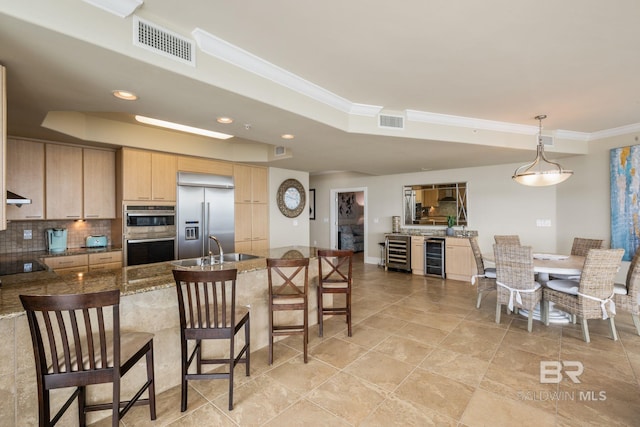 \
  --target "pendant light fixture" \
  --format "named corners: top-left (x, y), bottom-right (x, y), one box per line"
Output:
top-left (512, 115), bottom-right (573, 186)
